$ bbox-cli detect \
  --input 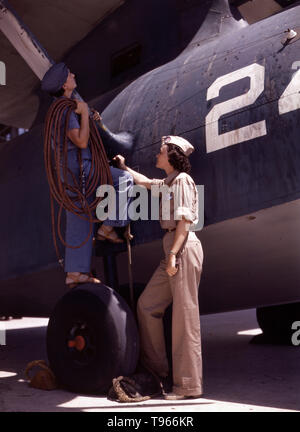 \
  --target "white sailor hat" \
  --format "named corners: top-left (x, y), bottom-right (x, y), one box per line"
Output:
top-left (162, 135), bottom-right (194, 156)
